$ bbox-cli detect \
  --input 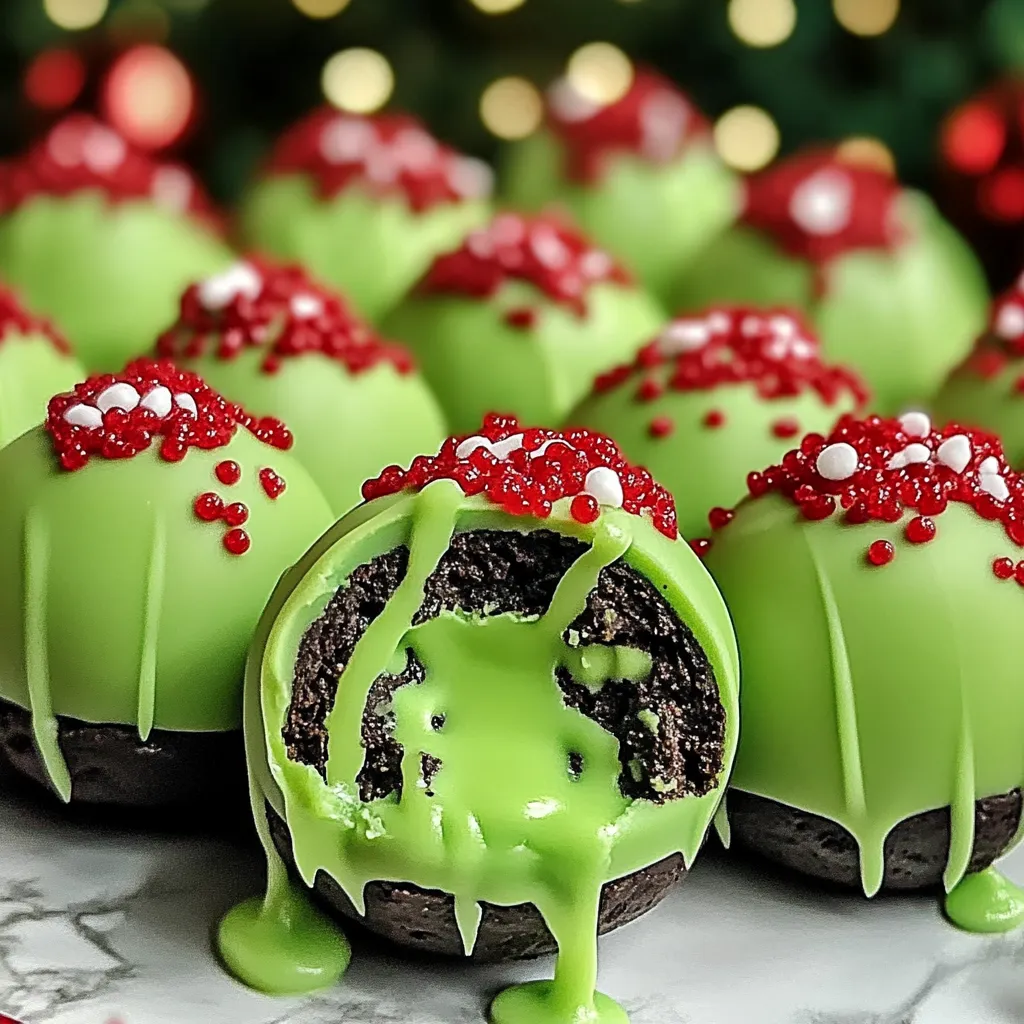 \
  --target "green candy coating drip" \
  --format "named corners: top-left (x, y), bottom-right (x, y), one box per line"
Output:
top-left (0, 335), bottom-right (84, 451)
top-left (0, 194), bottom-right (232, 372)
top-left (239, 178), bottom-right (490, 323)
top-left (502, 132), bottom-right (739, 306)
top-left (222, 481), bottom-right (739, 1024)
top-left (704, 496), bottom-right (1024, 912)
top-left (384, 282), bottom-right (664, 433)
top-left (168, 348), bottom-right (448, 516)
top-left (945, 867), bottom-right (1024, 933)
top-left (671, 194), bottom-right (988, 414)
